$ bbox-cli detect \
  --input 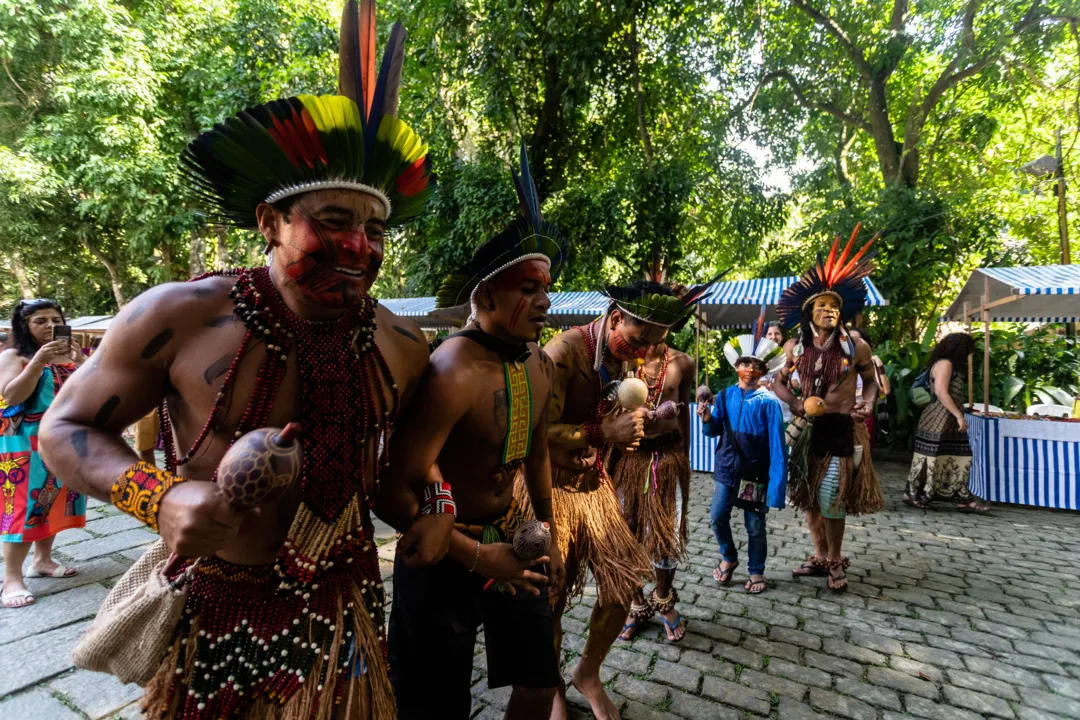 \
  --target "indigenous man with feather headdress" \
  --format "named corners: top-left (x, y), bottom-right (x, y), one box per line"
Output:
top-left (536, 281), bottom-right (713, 720)
top-left (773, 224), bottom-right (885, 593)
top-left (40, 2), bottom-right (447, 717)
top-left (383, 142), bottom-right (565, 720)
top-left (608, 275), bottom-right (700, 643)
